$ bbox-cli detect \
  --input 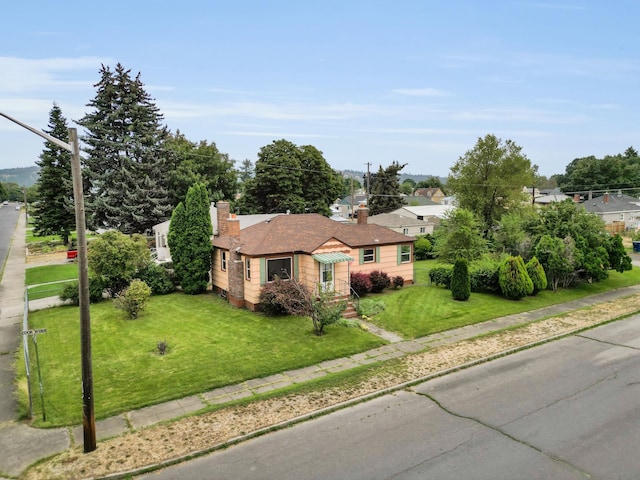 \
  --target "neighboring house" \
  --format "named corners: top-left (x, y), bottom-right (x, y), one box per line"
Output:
top-left (152, 204), bottom-right (280, 262)
top-left (212, 202), bottom-right (415, 311)
top-left (336, 193), bottom-right (368, 219)
top-left (533, 193), bottom-right (572, 206)
top-left (581, 192), bottom-right (640, 233)
top-left (368, 213), bottom-right (435, 236)
top-left (391, 204), bottom-right (453, 222)
top-left (414, 187), bottom-right (445, 203)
